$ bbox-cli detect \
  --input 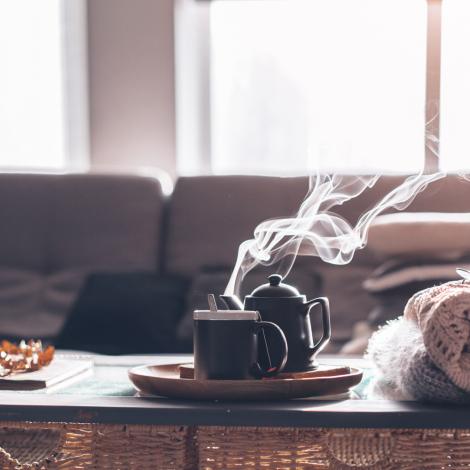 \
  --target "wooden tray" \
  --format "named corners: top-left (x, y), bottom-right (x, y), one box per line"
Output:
top-left (128, 363), bottom-right (363, 401)
top-left (178, 363), bottom-right (351, 380)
